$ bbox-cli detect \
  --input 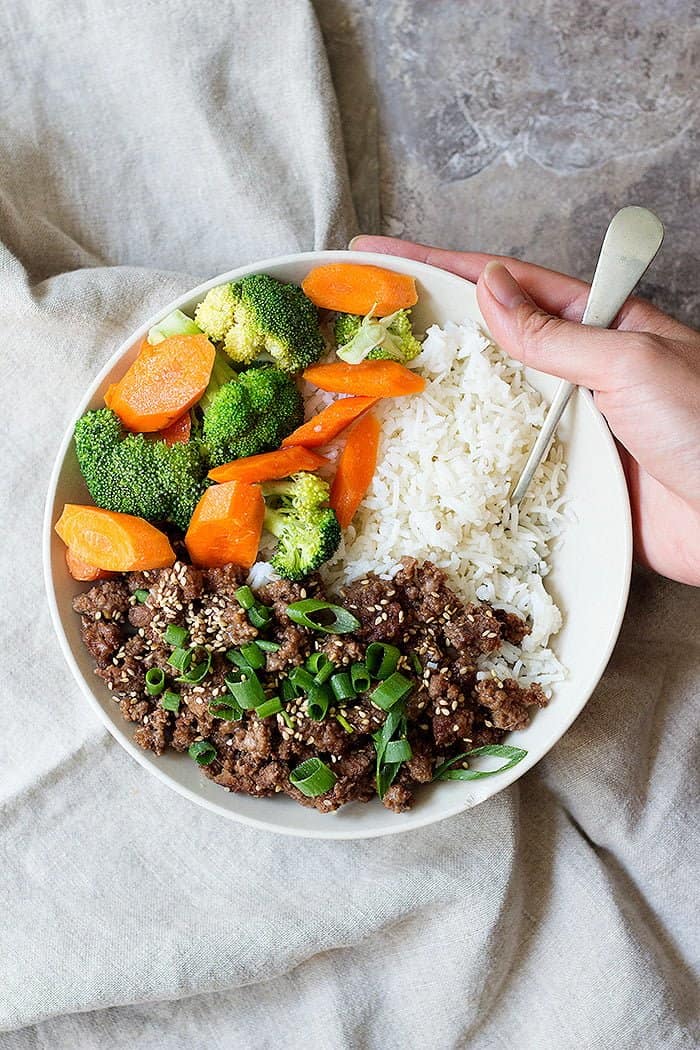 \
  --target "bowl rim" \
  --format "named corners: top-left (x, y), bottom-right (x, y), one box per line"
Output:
top-left (43, 249), bottom-right (632, 839)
